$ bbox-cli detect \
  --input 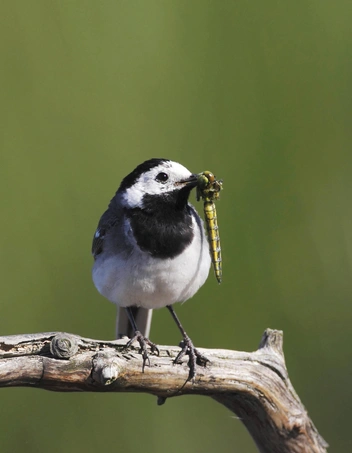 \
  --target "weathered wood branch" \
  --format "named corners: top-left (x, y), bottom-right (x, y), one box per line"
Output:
top-left (0, 329), bottom-right (327, 453)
